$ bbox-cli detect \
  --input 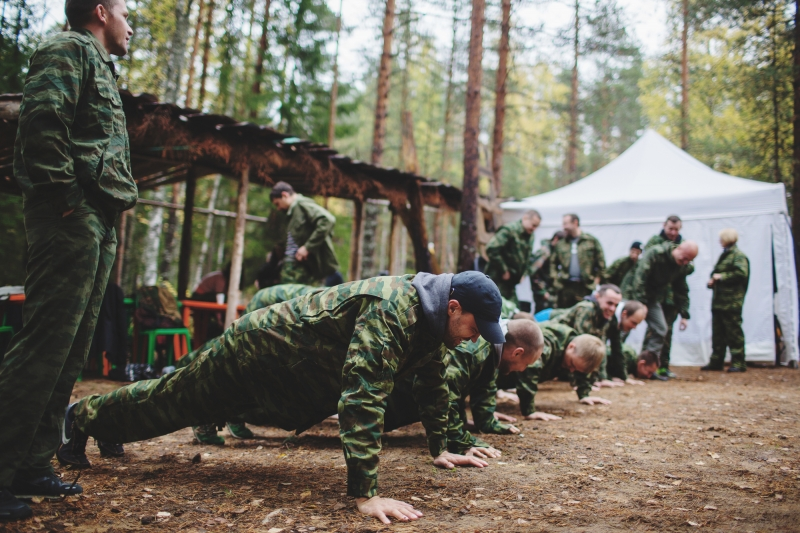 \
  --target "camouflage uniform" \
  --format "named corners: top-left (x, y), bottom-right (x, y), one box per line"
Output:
top-left (72, 276), bottom-right (449, 498)
top-left (604, 256), bottom-right (637, 295)
top-left (496, 323), bottom-right (591, 416)
top-left (244, 283), bottom-right (320, 314)
top-left (280, 195), bottom-right (339, 285)
top-left (549, 233), bottom-right (605, 309)
top-left (530, 239), bottom-right (555, 312)
top-left (639, 233), bottom-right (693, 370)
top-left (598, 342), bottom-right (637, 381)
top-left (629, 242), bottom-right (692, 359)
top-left (500, 297), bottom-right (520, 319)
top-left (709, 244), bottom-right (749, 369)
top-left (484, 220), bottom-right (534, 301)
top-left (549, 298), bottom-right (610, 387)
top-left (0, 30), bottom-right (136, 487)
